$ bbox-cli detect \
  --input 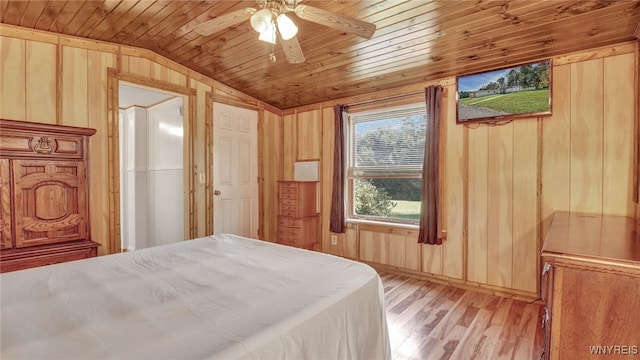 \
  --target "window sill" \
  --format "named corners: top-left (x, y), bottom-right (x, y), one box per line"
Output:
top-left (346, 218), bottom-right (419, 233)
